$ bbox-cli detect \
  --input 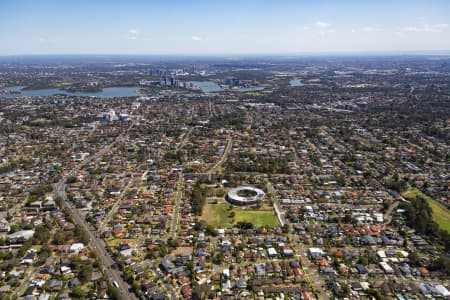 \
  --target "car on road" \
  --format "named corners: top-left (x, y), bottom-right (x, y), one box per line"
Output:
top-left (113, 280), bottom-right (119, 288)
